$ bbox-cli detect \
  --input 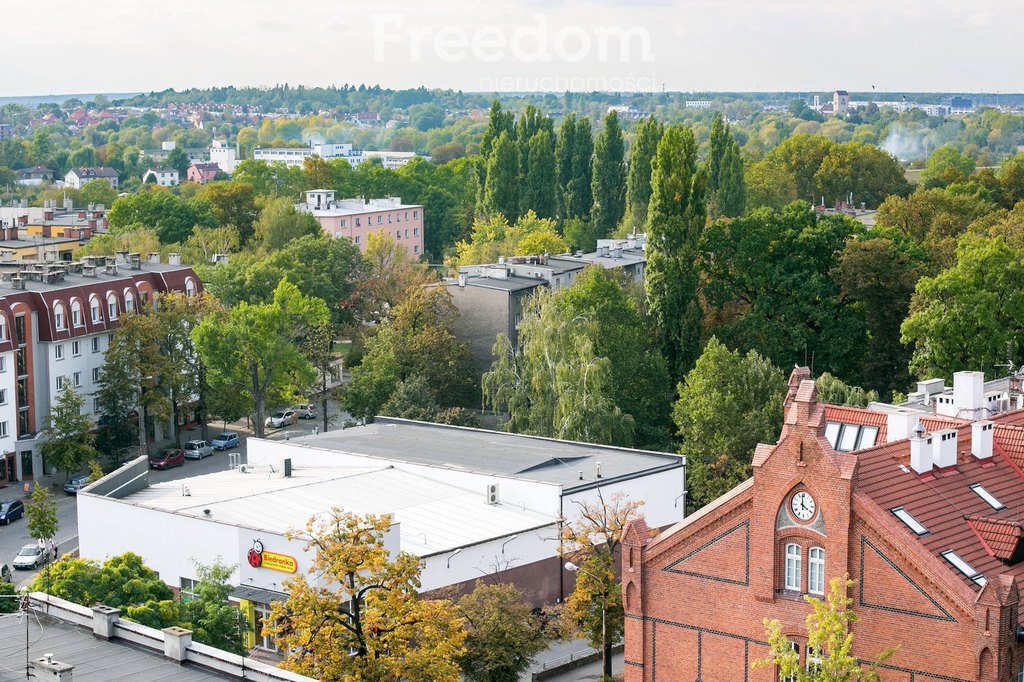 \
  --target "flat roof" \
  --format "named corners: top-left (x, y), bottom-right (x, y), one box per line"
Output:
top-left (0, 613), bottom-right (229, 681)
top-left (0, 262), bottom-right (193, 293)
top-left (451, 275), bottom-right (544, 292)
top-left (303, 418), bottom-right (683, 490)
top-left (120, 464), bottom-right (556, 557)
